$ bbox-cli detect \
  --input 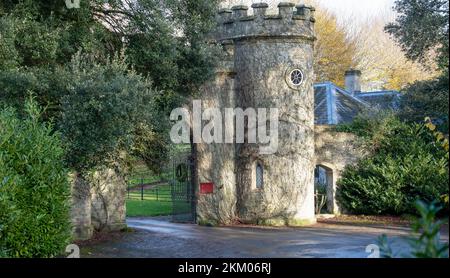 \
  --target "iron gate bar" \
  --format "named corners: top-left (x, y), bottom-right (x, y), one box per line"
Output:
top-left (171, 151), bottom-right (196, 223)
